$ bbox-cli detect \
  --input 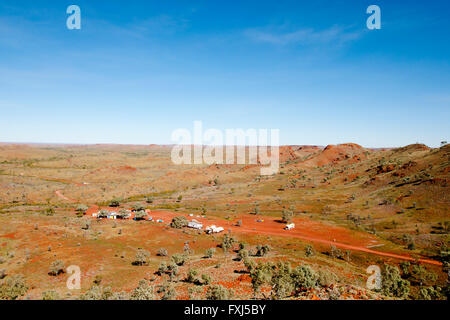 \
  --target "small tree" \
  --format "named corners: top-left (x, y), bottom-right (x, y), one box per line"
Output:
top-left (110, 198), bottom-right (121, 207)
top-left (271, 262), bottom-right (294, 300)
top-left (97, 209), bottom-right (109, 219)
top-left (381, 264), bottom-right (410, 298)
top-left (205, 248), bottom-right (215, 259)
top-left (237, 249), bottom-right (249, 261)
top-left (132, 203), bottom-right (145, 212)
top-left (250, 263), bottom-right (273, 298)
top-left (222, 234), bottom-right (235, 255)
top-left (117, 209), bottom-right (129, 219)
top-left (0, 275), bottom-right (28, 300)
top-left (159, 282), bottom-right (176, 300)
top-left (170, 216), bottom-right (188, 229)
top-left (42, 290), bottom-right (60, 300)
top-left (134, 210), bottom-right (147, 220)
top-left (291, 265), bottom-right (318, 292)
top-left (186, 269), bottom-right (198, 283)
top-left (171, 253), bottom-right (187, 266)
top-left (75, 204), bottom-right (89, 216)
top-left (201, 274), bottom-right (211, 285)
top-left (281, 209), bottom-right (293, 223)
top-left (130, 280), bottom-right (154, 300)
top-left (167, 263), bottom-right (179, 282)
top-left (157, 248), bottom-right (168, 257)
top-left (44, 207), bottom-right (55, 216)
top-left (206, 284), bottom-right (233, 300)
top-left (157, 262), bottom-right (168, 276)
top-left (255, 244), bottom-right (271, 257)
top-left (330, 245), bottom-right (343, 259)
top-left (305, 245), bottom-right (314, 257)
top-left (49, 260), bottom-right (65, 276)
top-left (133, 249), bottom-right (150, 266)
